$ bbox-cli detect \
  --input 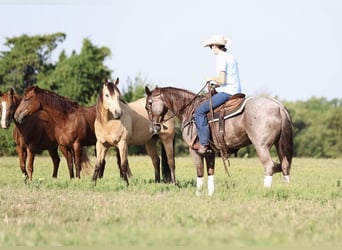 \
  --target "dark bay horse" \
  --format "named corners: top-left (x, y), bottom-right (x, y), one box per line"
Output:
top-left (92, 79), bottom-right (176, 185)
top-left (145, 86), bottom-right (293, 196)
top-left (14, 86), bottom-right (95, 178)
top-left (0, 88), bottom-right (73, 181)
